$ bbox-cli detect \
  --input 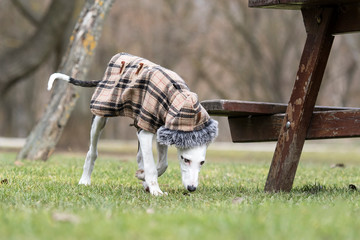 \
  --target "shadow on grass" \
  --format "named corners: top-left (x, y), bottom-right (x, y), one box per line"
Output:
top-left (198, 182), bottom-right (359, 196)
top-left (292, 182), bottom-right (359, 195)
